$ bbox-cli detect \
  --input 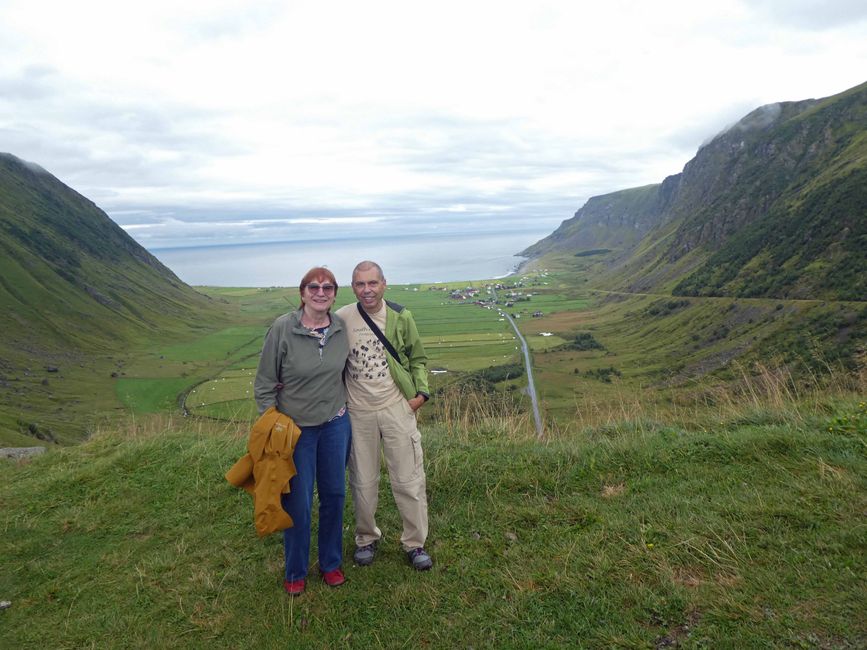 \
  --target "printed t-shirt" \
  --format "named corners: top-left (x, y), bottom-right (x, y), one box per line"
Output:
top-left (336, 303), bottom-right (403, 410)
